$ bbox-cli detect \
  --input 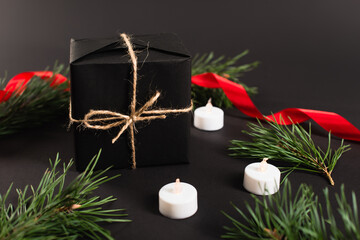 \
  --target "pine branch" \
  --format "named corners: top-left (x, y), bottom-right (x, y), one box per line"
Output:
top-left (0, 63), bottom-right (70, 136)
top-left (221, 179), bottom-right (360, 240)
top-left (0, 150), bottom-right (130, 240)
top-left (229, 117), bottom-right (350, 185)
top-left (191, 51), bottom-right (260, 108)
